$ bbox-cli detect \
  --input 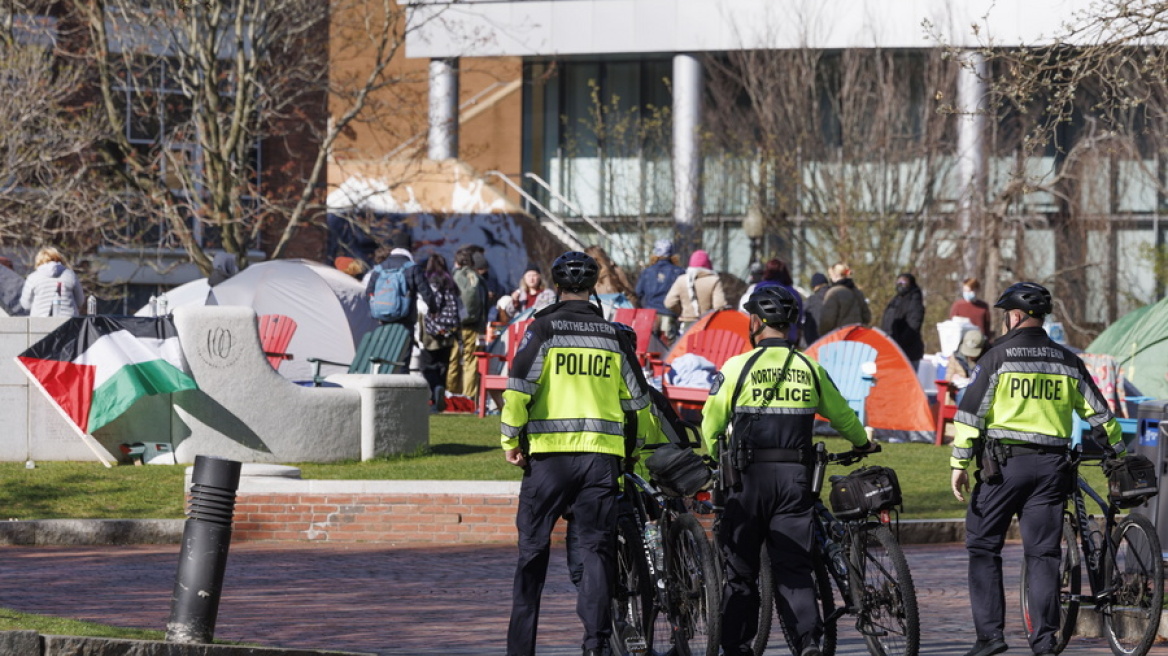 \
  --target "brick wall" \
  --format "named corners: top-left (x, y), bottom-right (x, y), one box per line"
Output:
top-left (229, 480), bottom-right (574, 544)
